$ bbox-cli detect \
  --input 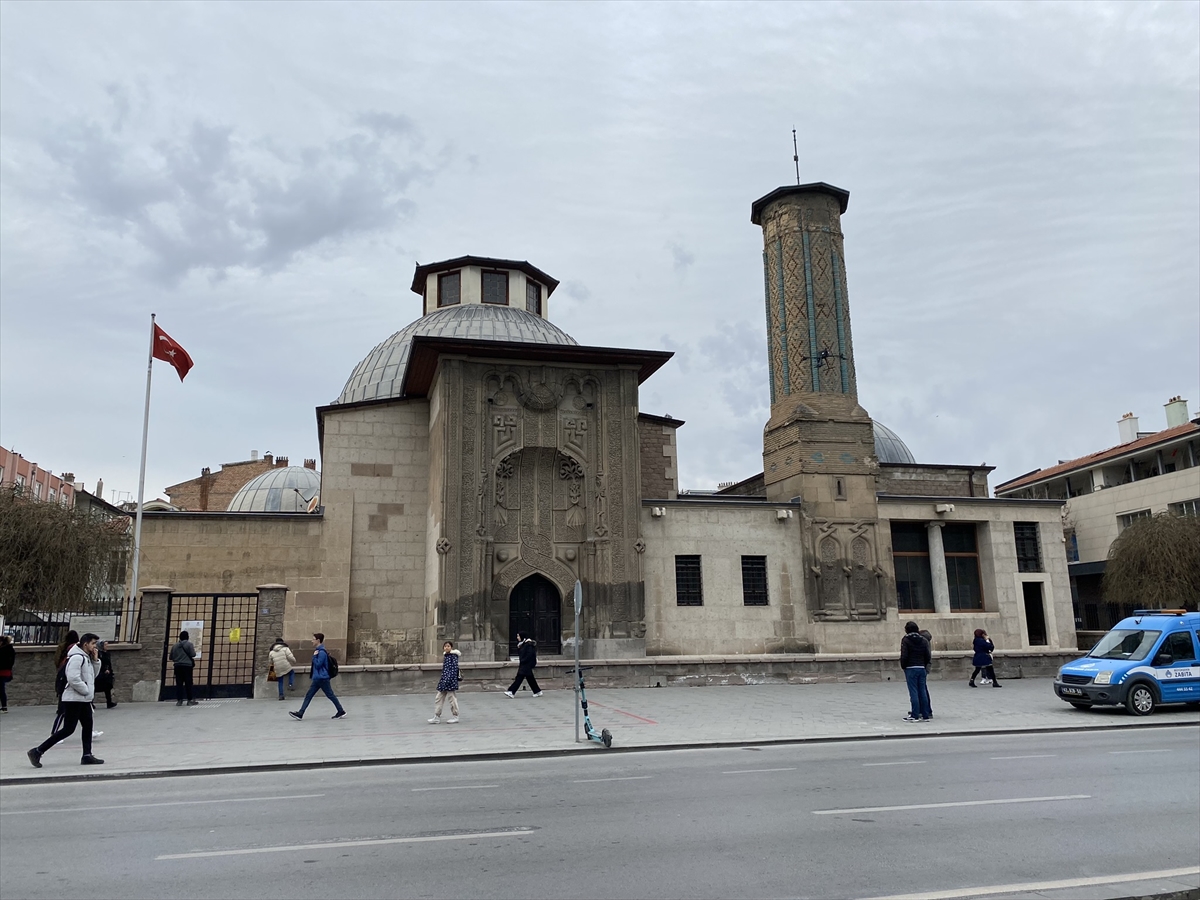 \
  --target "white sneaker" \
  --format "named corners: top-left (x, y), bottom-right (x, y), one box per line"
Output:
top-left (532, 692), bottom-right (543, 697)
top-left (428, 717), bottom-right (440, 724)
top-left (446, 717), bottom-right (458, 724)
top-left (503, 691), bottom-right (514, 698)
top-left (92, 731), bottom-right (104, 738)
